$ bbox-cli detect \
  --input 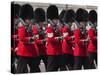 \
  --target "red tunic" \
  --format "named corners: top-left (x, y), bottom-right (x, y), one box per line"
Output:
top-left (35, 40), bottom-right (47, 55)
top-left (88, 28), bottom-right (97, 53)
top-left (61, 26), bottom-right (73, 55)
top-left (46, 37), bottom-right (62, 55)
top-left (46, 26), bottom-right (62, 55)
top-left (62, 35), bottom-right (73, 54)
top-left (74, 29), bottom-right (87, 57)
top-left (32, 25), bottom-right (47, 56)
top-left (17, 26), bottom-right (39, 57)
